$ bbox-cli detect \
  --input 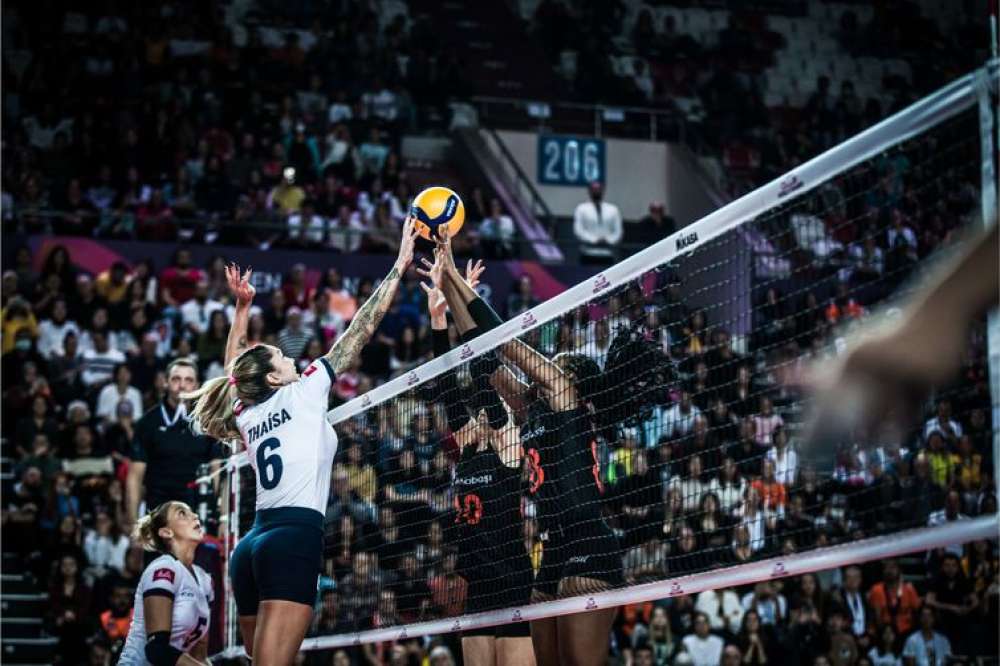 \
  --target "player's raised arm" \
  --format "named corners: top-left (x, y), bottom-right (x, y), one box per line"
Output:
top-left (224, 264), bottom-right (255, 368)
top-left (419, 235), bottom-right (534, 415)
top-left (434, 230), bottom-right (576, 412)
top-left (421, 251), bottom-right (520, 467)
top-left (421, 260), bottom-right (479, 449)
top-left (324, 215), bottom-right (420, 374)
